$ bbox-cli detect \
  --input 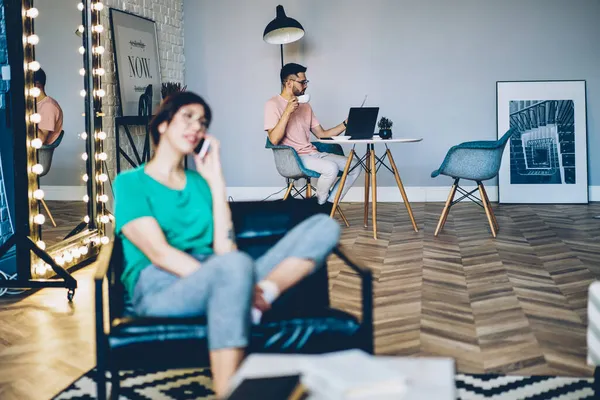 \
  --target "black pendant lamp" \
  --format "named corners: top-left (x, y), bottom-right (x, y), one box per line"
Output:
top-left (263, 5), bottom-right (304, 67)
